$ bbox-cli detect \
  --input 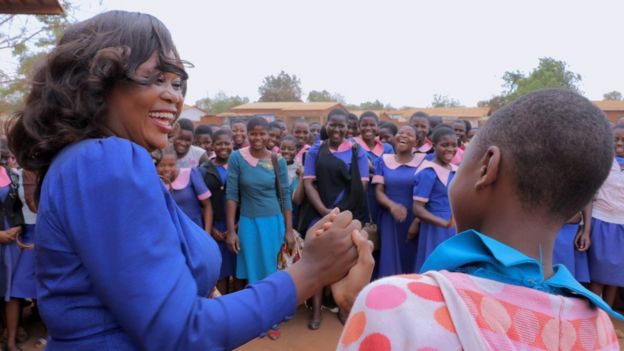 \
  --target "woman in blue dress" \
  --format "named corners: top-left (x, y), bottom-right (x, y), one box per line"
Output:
top-left (7, 11), bottom-right (371, 350)
top-left (199, 129), bottom-right (241, 294)
top-left (553, 204), bottom-right (591, 283)
top-left (373, 125), bottom-right (426, 277)
top-left (413, 126), bottom-right (458, 273)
